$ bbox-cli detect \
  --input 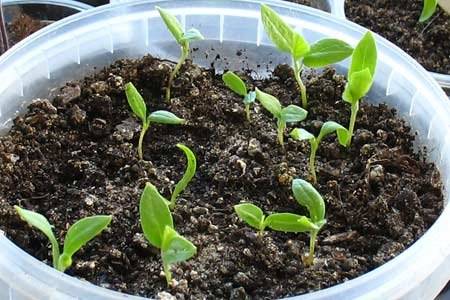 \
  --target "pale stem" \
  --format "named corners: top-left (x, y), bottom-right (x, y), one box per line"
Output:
top-left (292, 57), bottom-right (307, 108)
top-left (305, 230), bottom-right (318, 266)
top-left (346, 101), bottom-right (359, 147)
top-left (277, 119), bottom-right (286, 148)
top-left (138, 121), bottom-right (150, 160)
top-left (166, 43), bottom-right (189, 102)
top-left (309, 143), bottom-right (318, 184)
top-left (245, 104), bottom-right (251, 122)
